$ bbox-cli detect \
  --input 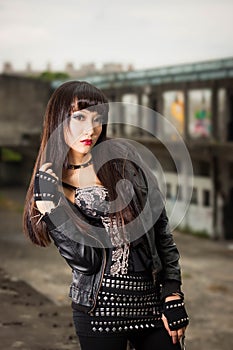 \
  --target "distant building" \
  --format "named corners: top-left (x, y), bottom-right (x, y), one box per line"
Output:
top-left (1, 61), bottom-right (134, 78)
top-left (2, 62), bottom-right (14, 74)
top-left (2, 62), bottom-right (41, 77)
